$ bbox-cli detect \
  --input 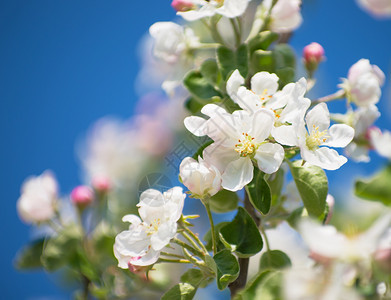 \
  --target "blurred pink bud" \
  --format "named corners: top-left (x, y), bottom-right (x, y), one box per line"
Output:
top-left (71, 185), bottom-right (94, 207)
top-left (303, 42), bottom-right (325, 64)
top-left (366, 126), bottom-right (381, 148)
top-left (92, 176), bottom-right (111, 193)
top-left (324, 195), bottom-right (335, 224)
top-left (171, 0), bottom-right (194, 12)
